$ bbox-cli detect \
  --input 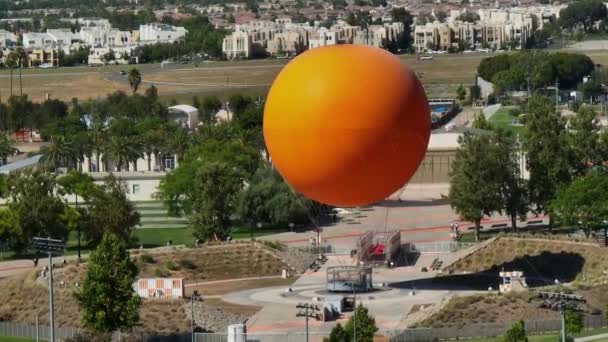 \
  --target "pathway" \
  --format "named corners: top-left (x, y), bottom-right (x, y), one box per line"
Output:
top-left (576, 333), bottom-right (608, 342)
top-left (483, 104), bottom-right (502, 120)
